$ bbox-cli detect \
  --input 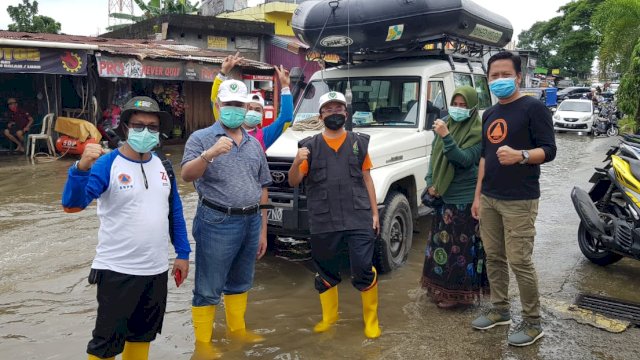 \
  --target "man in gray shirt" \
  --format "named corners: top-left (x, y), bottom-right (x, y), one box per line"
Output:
top-left (181, 79), bottom-right (272, 356)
